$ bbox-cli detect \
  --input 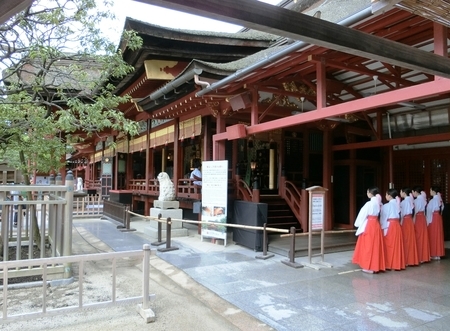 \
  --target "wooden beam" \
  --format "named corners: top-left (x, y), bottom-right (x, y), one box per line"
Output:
top-left (332, 132), bottom-right (450, 151)
top-left (0, 0), bottom-right (33, 24)
top-left (308, 55), bottom-right (415, 87)
top-left (137, 0), bottom-right (450, 79)
top-left (245, 78), bottom-right (450, 134)
top-left (259, 94), bottom-right (282, 123)
top-left (316, 59), bottom-right (326, 109)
